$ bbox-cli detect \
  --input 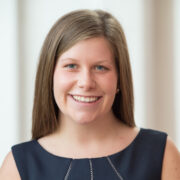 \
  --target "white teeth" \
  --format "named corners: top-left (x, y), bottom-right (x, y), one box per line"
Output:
top-left (72, 95), bottom-right (99, 103)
